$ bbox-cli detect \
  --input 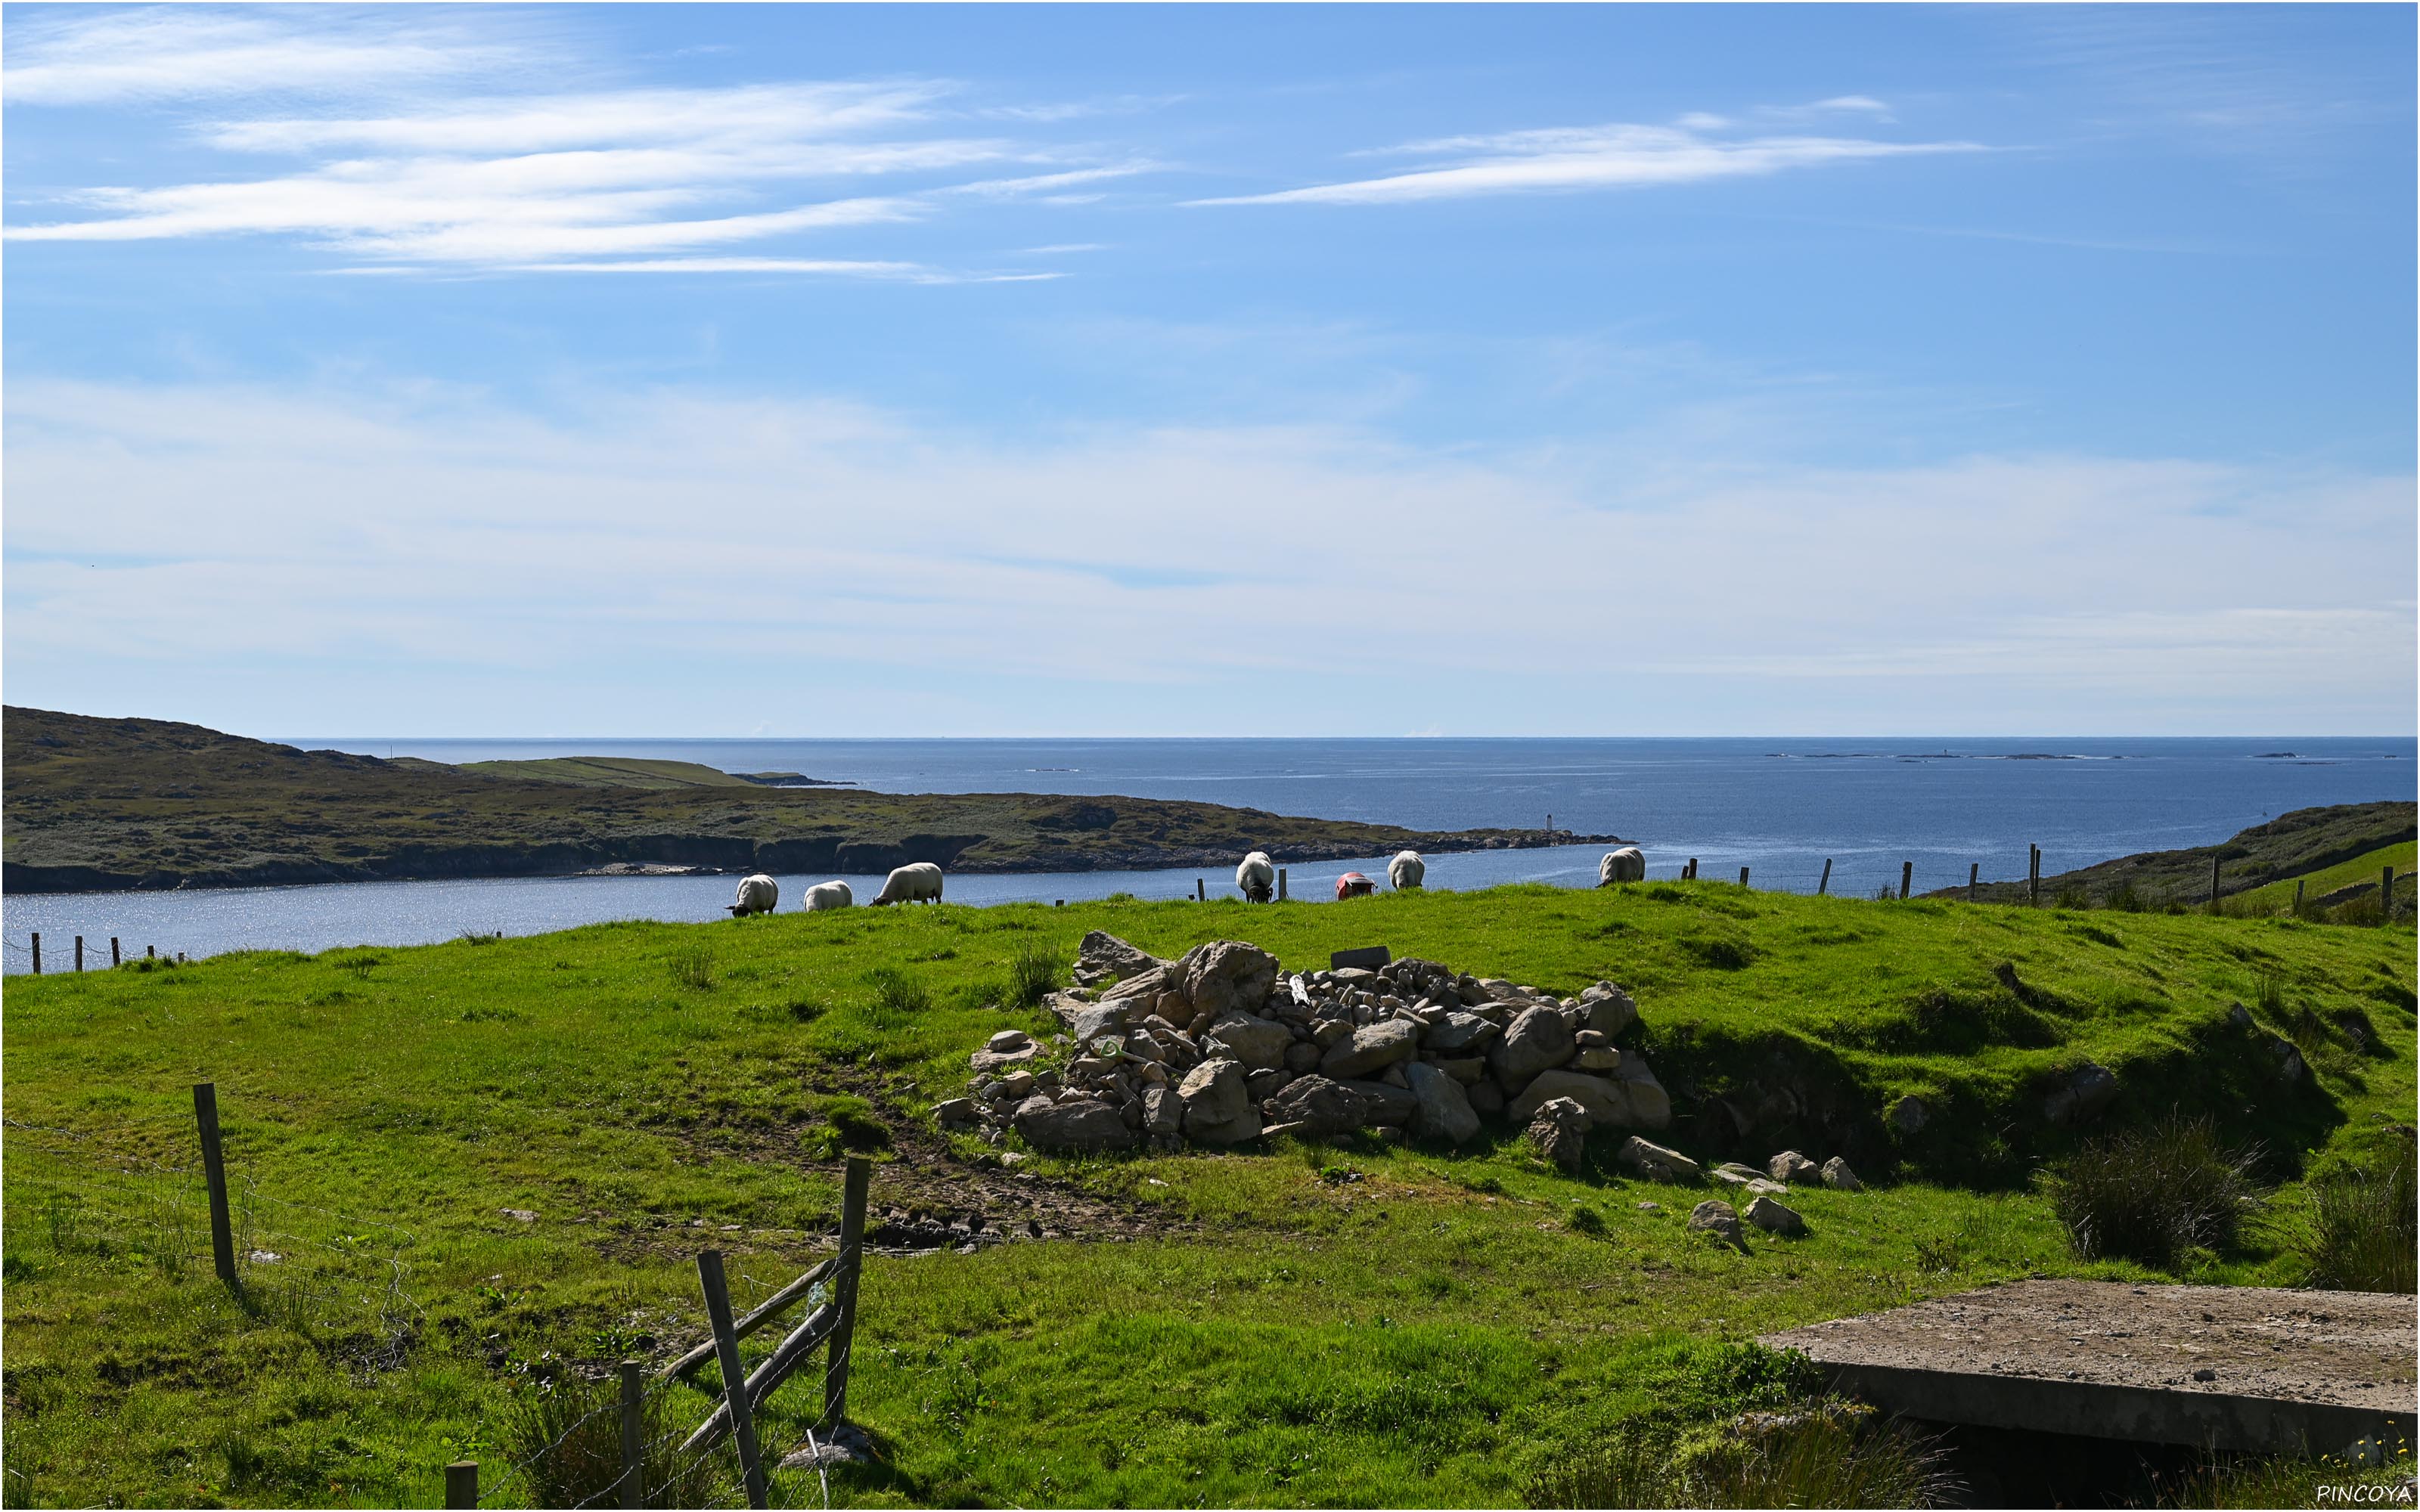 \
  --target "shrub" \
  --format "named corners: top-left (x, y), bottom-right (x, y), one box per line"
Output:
top-left (500, 1369), bottom-right (721, 1508)
top-left (2301, 1142), bottom-right (2417, 1293)
top-left (1008, 939), bottom-right (1065, 1009)
top-left (2042, 1116), bottom-right (2261, 1269)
